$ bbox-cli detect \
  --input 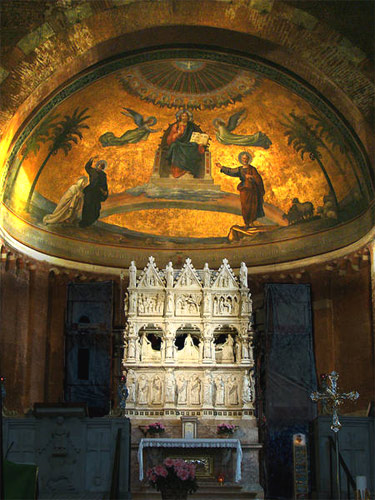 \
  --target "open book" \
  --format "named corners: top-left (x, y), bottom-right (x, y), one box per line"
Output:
top-left (190, 132), bottom-right (209, 146)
